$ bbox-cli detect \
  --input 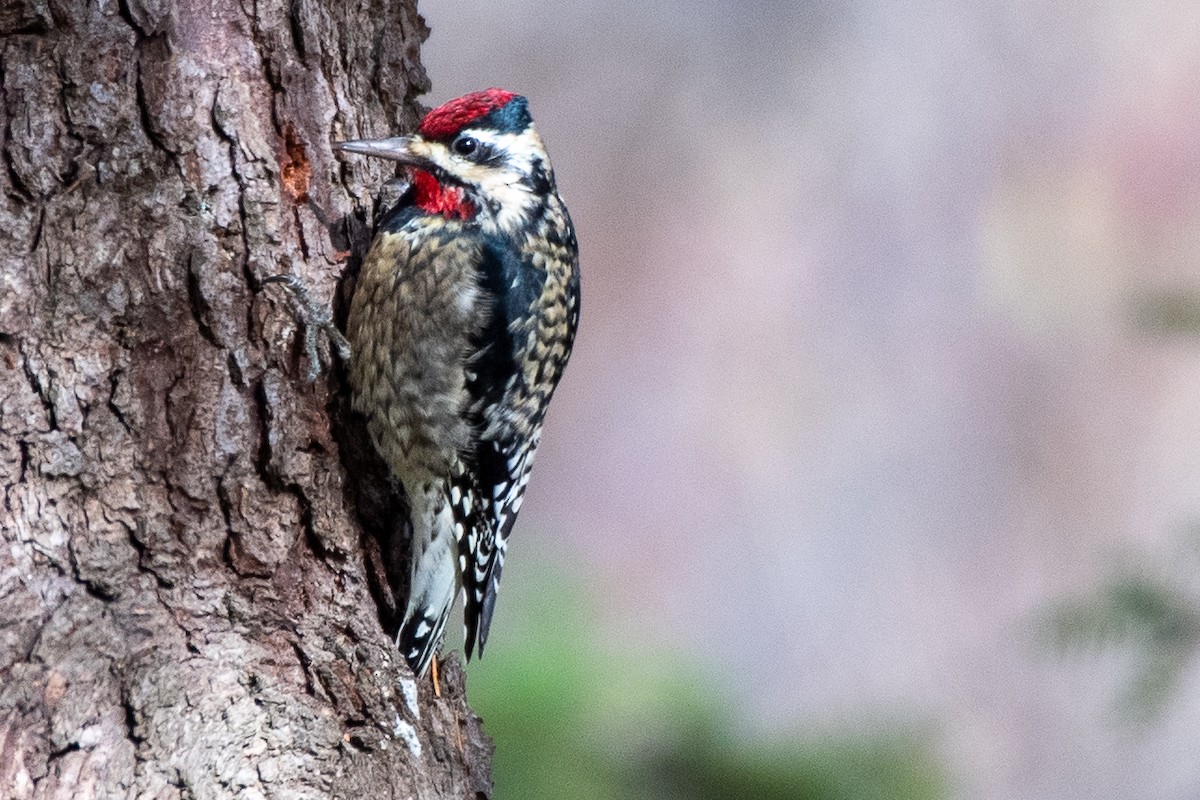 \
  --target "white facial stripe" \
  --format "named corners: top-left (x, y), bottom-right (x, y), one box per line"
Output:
top-left (422, 126), bottom-right (551, 235)
top-left (463, 129), bottom-right (544, 171)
